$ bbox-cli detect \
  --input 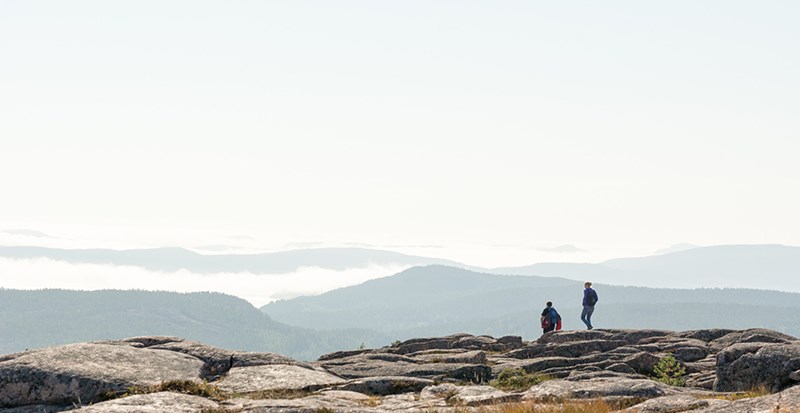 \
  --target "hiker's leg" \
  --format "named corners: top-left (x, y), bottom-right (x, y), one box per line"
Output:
top-left (580, 305), bottom-right (591, 329)
top-left (585, 305), bottom-right (595, 329)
